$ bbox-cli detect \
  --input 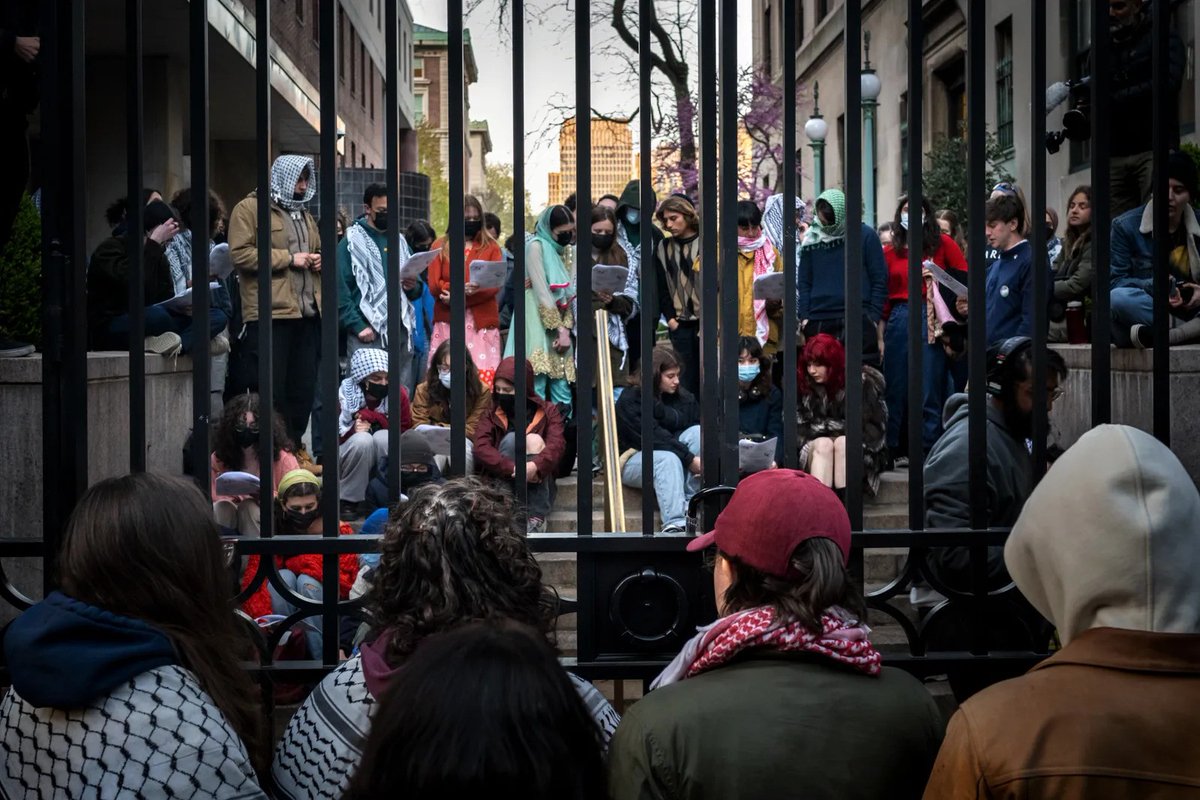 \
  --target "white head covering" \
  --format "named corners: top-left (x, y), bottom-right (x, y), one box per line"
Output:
top-left (338, 348), bottom-right (390, 436)
top-left (270, 155), bottom-right (317, 211)
top-left (762, 193), bottom-right (808, 255)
